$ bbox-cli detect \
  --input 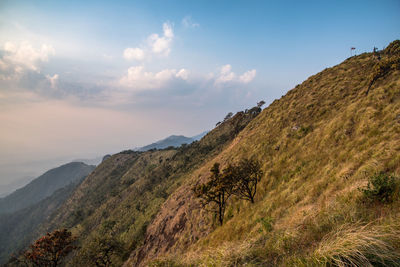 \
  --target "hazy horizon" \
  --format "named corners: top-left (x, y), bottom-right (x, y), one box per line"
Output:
top-left (1, 0), bottom-right (399, 185)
